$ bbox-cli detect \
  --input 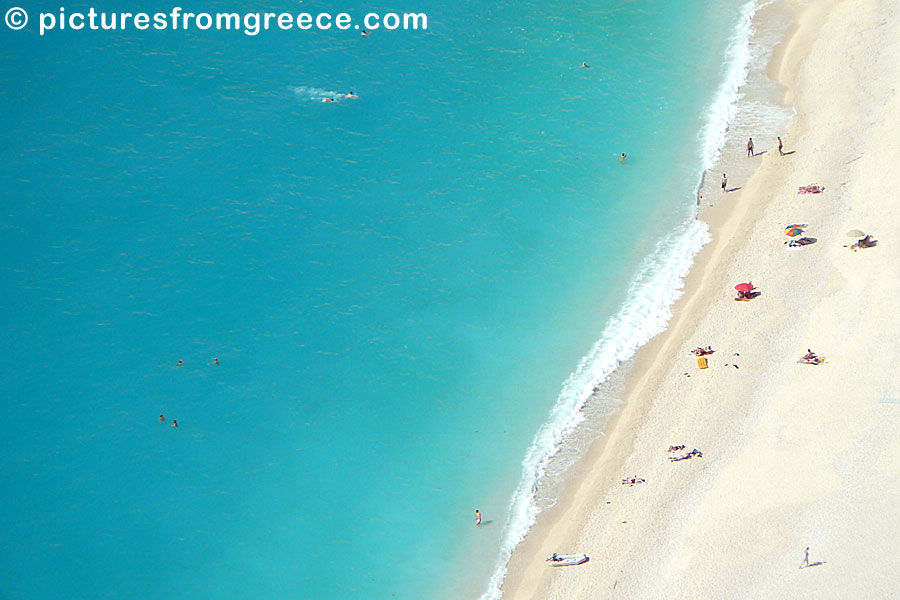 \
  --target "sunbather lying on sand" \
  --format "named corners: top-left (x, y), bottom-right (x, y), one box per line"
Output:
top-left (621, 477), bottom-right (646, 486)
top-left (669, 449), bottom-right (703, 461)
top-left (799, 354), bottom-right (826, 365)
top-left (851, 234), bottom-right (878, 250)
top-left (798, 184), bottom-right (825, 194)
top-left (667, 445), bottom-right (686, 452)
top-left (692, 346), bottom-right (714, 356)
